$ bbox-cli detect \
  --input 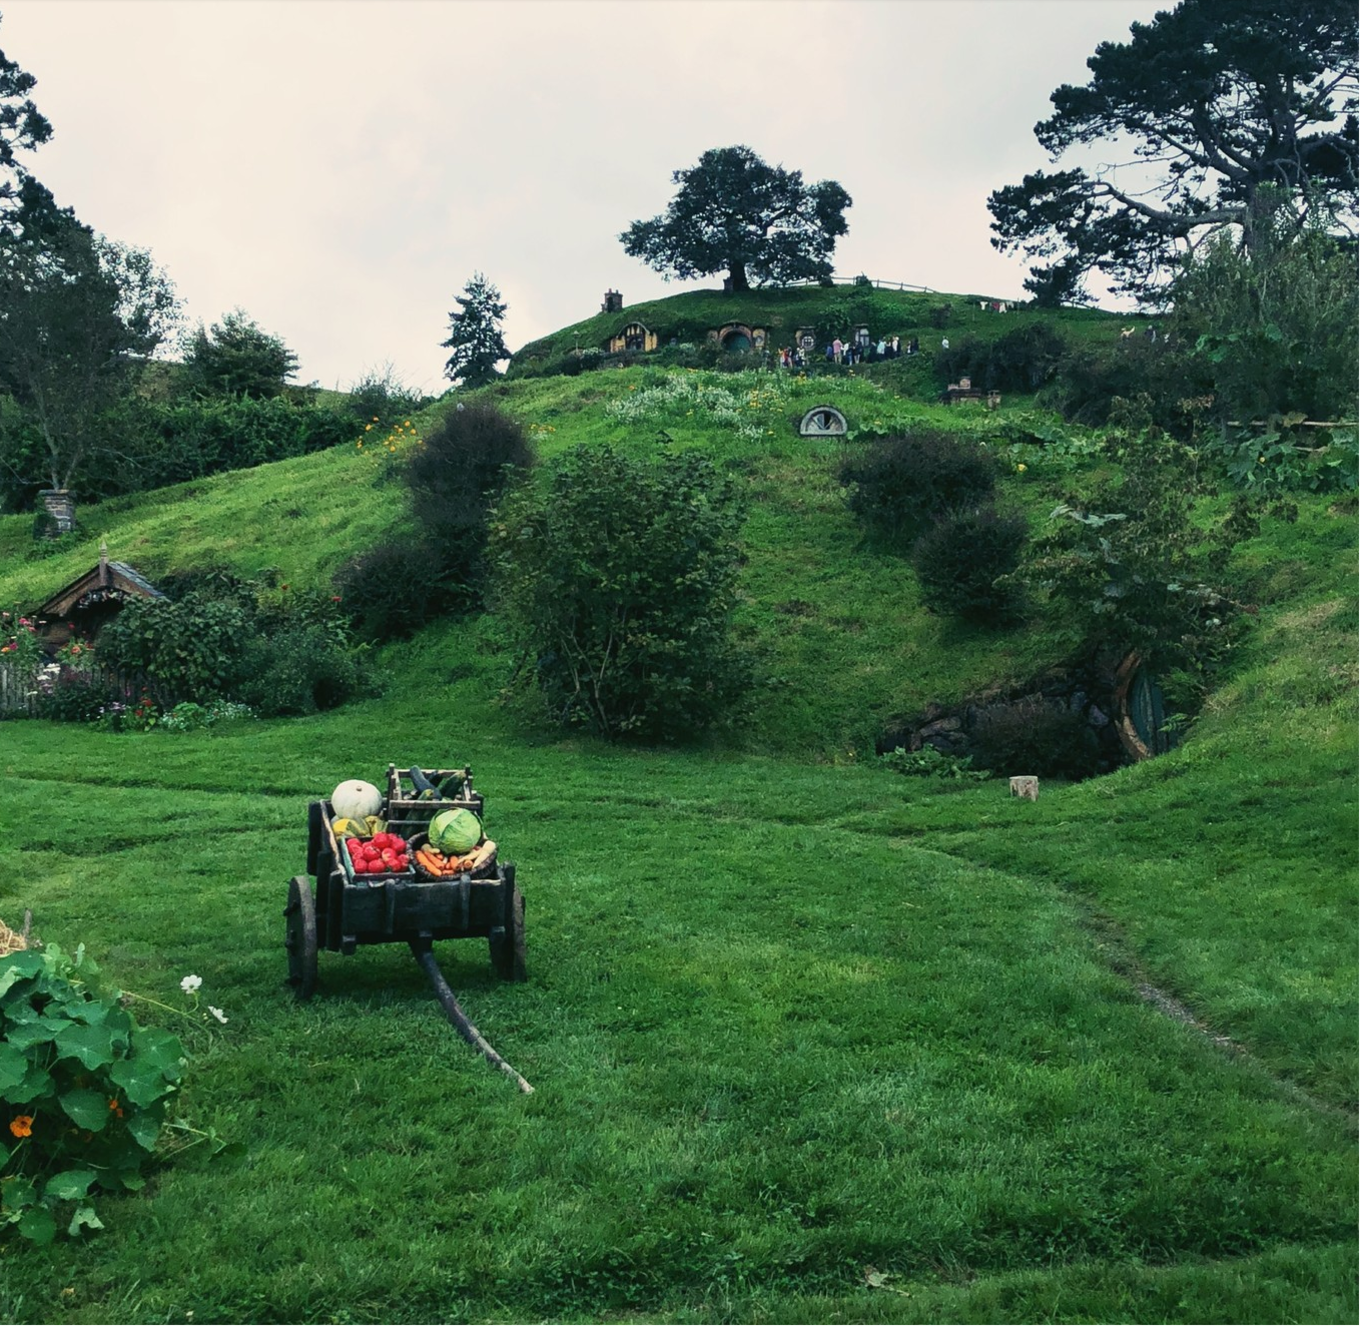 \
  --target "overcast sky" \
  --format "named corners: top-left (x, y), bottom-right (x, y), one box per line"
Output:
top-left (3, 0), bottom-right (1165, 392)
